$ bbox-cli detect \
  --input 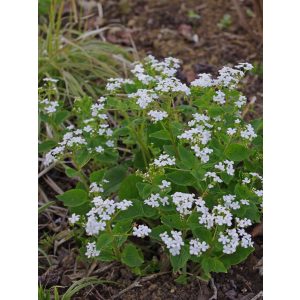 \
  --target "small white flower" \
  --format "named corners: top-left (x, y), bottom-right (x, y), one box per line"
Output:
top-left (213, 90), bottom-right (226, 105)
top-left (159, 180), bottom-right (171, 189)
top-left (153, 153), bottom-right (176, 167)
top-left (227, 128), bottom-right (237, 136)
top-left (106, 140), bottom-right (114, 147)
top-left (133, 224), bottom-right (152, 238)
top-left (189, 239), bottom-right (209, 256)
top-left (68, 213), bottom-right (80, 224)
top-left (85, 242), bottom-right (100, 258)
top-left (95, 146), bottom-right (104, 153)
top-left (148, 110), bottom-right (168, 123)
